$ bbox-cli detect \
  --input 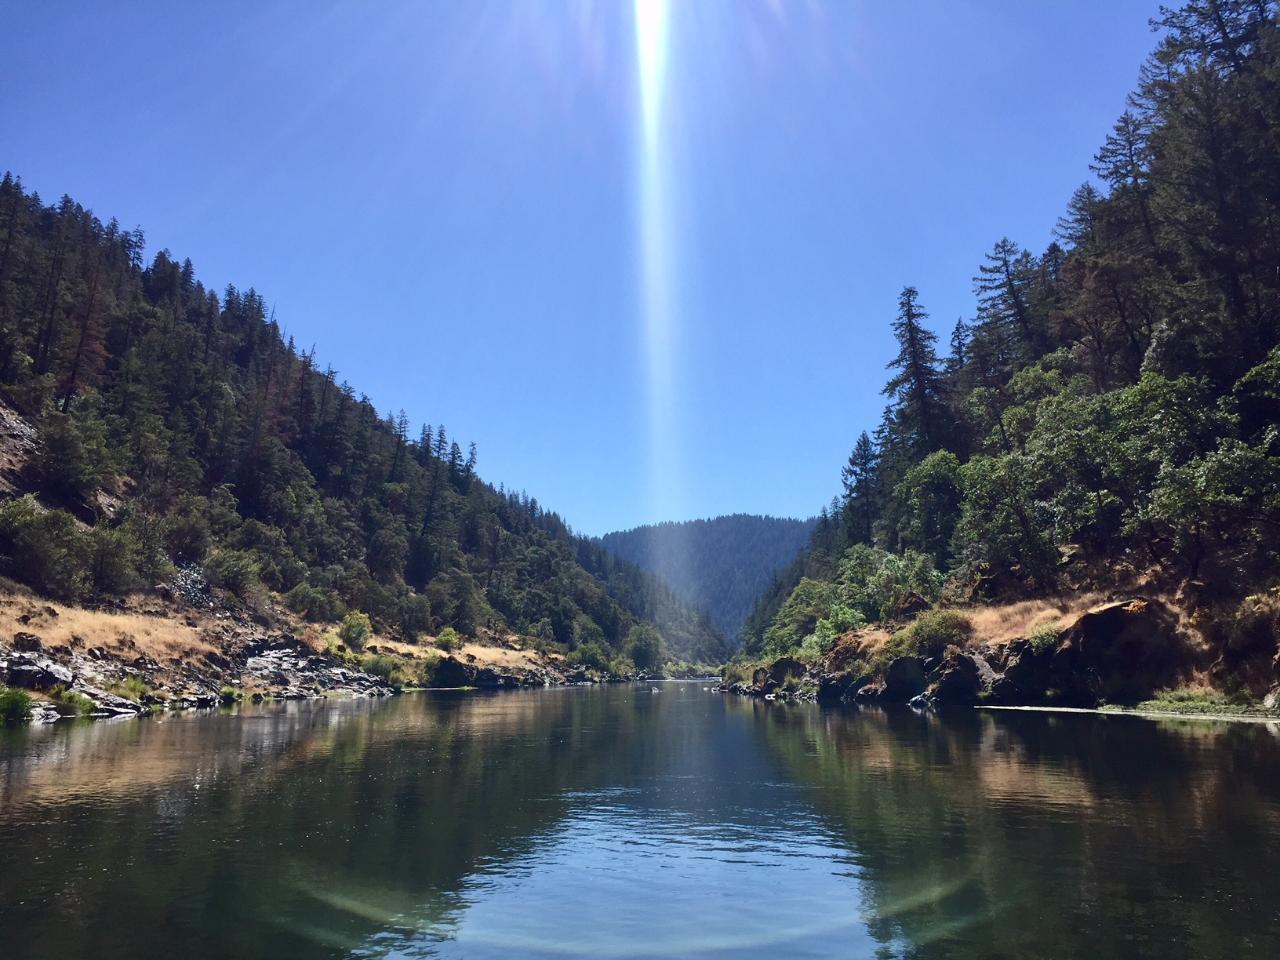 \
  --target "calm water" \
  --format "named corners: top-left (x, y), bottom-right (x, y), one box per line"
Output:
top-left (2, 684), bottom-right (1279, 959)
